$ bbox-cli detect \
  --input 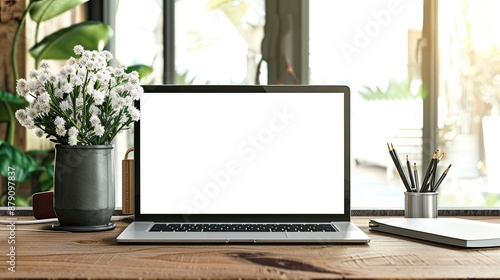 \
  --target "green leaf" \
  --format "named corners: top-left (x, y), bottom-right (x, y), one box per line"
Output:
top-left (126, 64), bottom-right (154, 83)
top-left (0, 194), bottom-right (31, 207)
top-left (26, 149), bottom-right (55, 192)
top-left (0, 91), bottom-right (28, 128)
top-left (0, 90), bottom-right (26, 104)
top-left (30, 0), bottom-right (89, 23)
top-left (0, 141), bottom-right (40, 182)
top-left (29, 21), bottom-right (114, 62)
